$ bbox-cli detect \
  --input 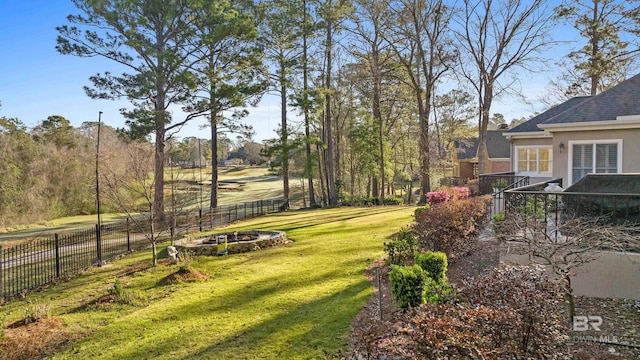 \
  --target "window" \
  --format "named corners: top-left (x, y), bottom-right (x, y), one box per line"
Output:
top-left (570, 141), bottom-right (621, 184)
top-left (515, 146), bottom-right (552, 175)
